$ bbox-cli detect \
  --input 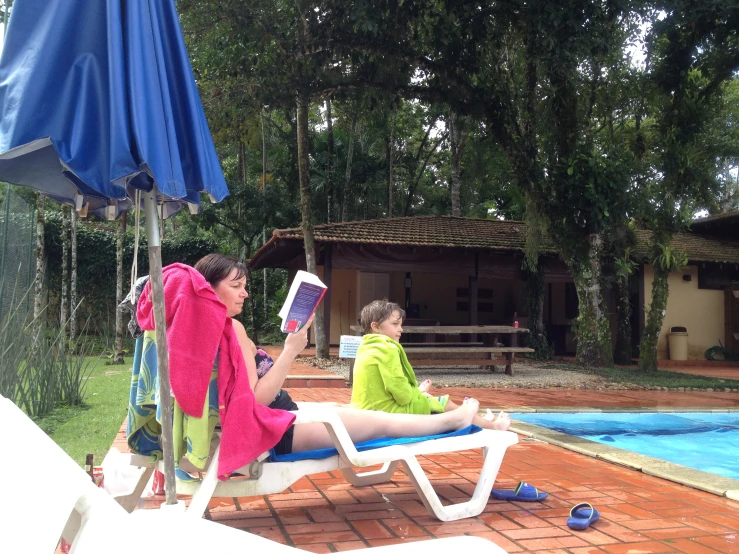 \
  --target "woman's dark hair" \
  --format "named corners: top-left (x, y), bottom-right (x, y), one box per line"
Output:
top-left (194, 254), bottom-right (247, 287)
